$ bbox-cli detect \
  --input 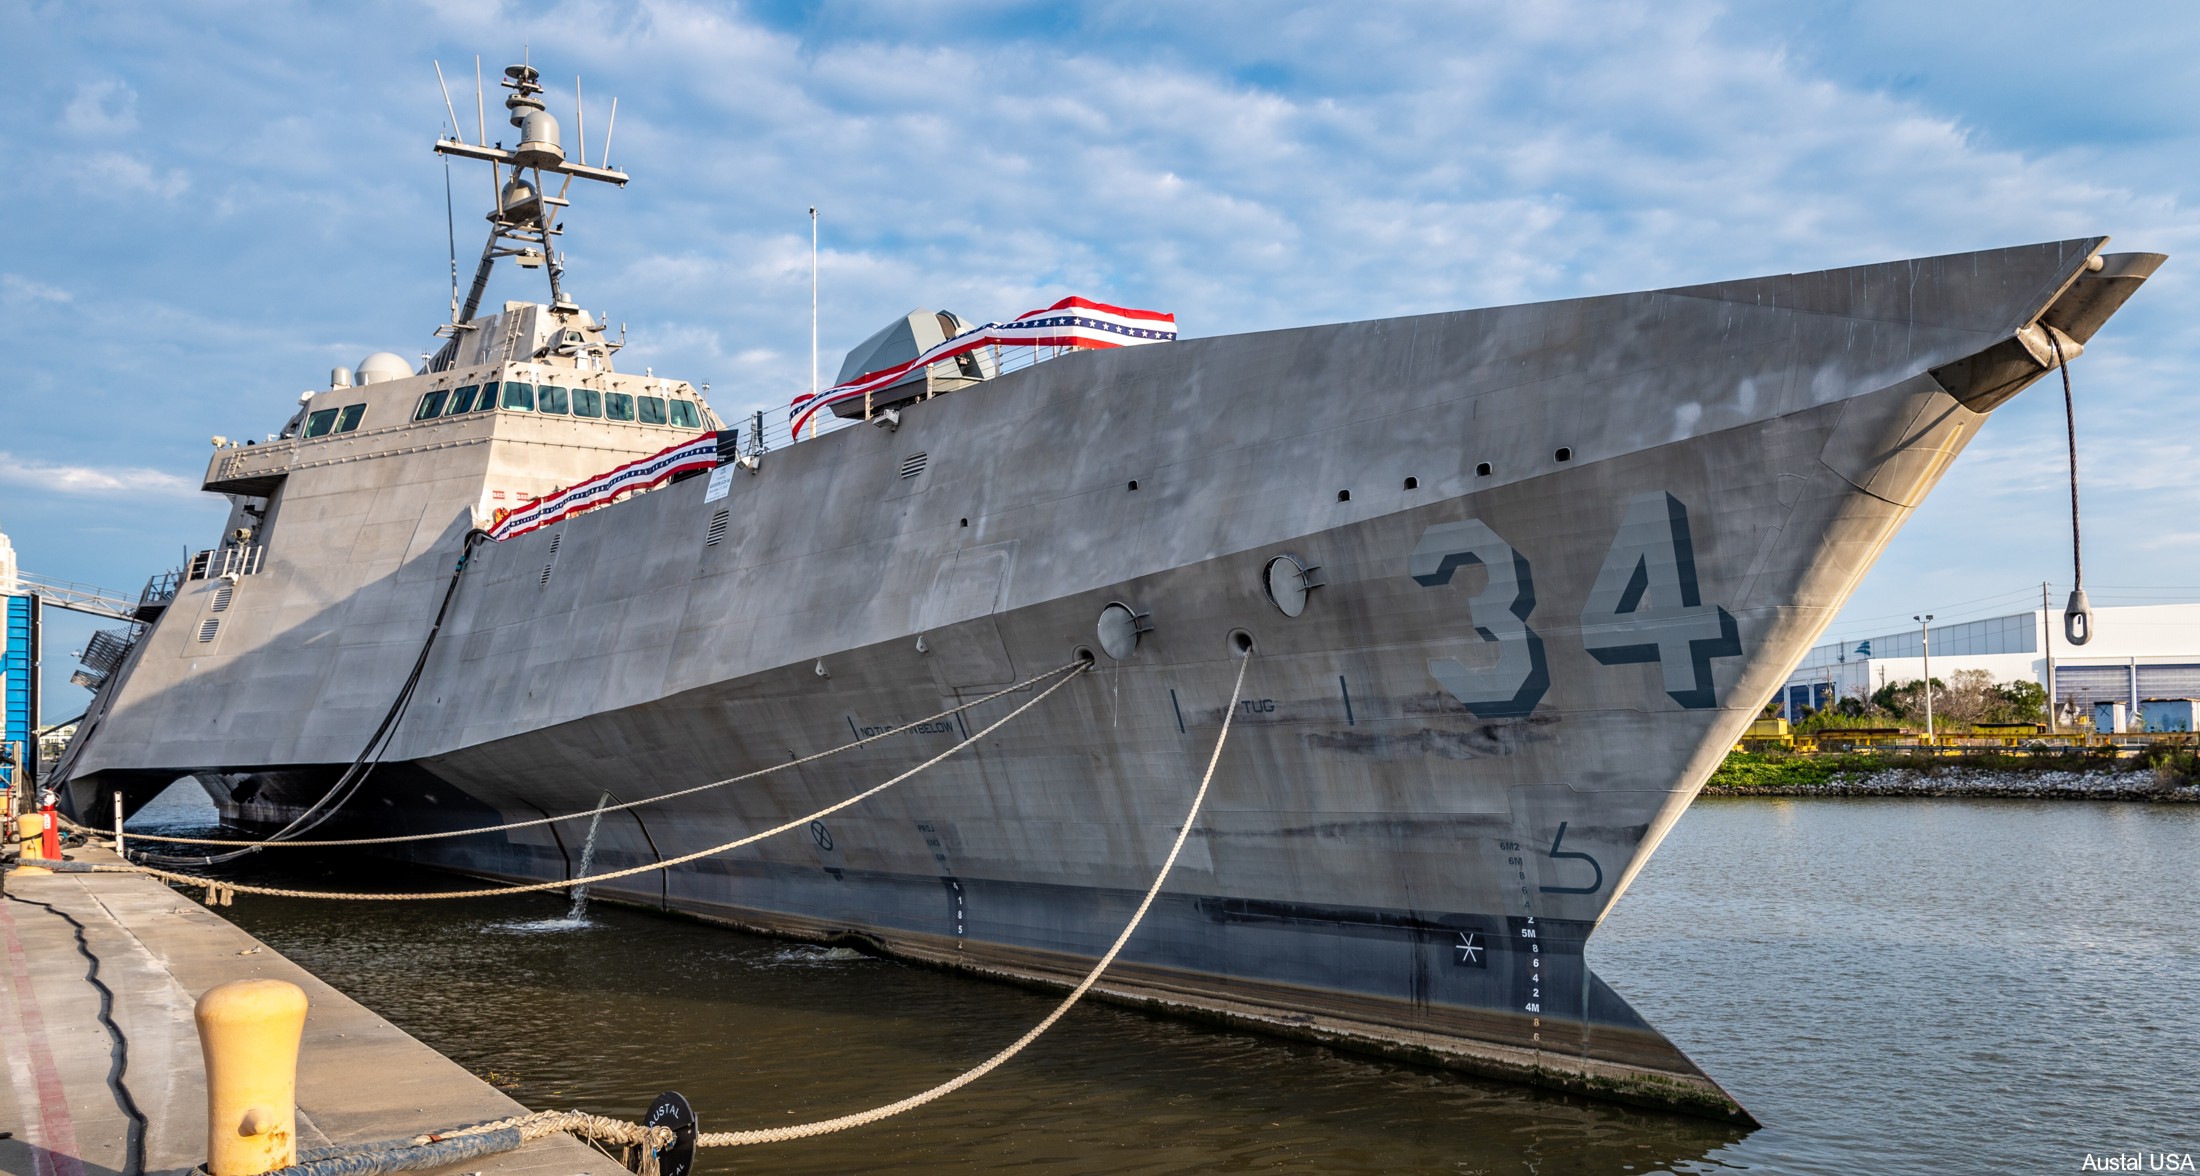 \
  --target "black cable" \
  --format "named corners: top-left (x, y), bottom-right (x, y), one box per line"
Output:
top-left (7, 892), bottom-right (147, 1176)
top-left (142, 532), bottom-right (486, 867)
top-left (2052, 330), bottom-right (2082, 591)
top-left (37, 712), bottom-right (88, 737)
top-left (2047, 329), bottom-right (2094, 646)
